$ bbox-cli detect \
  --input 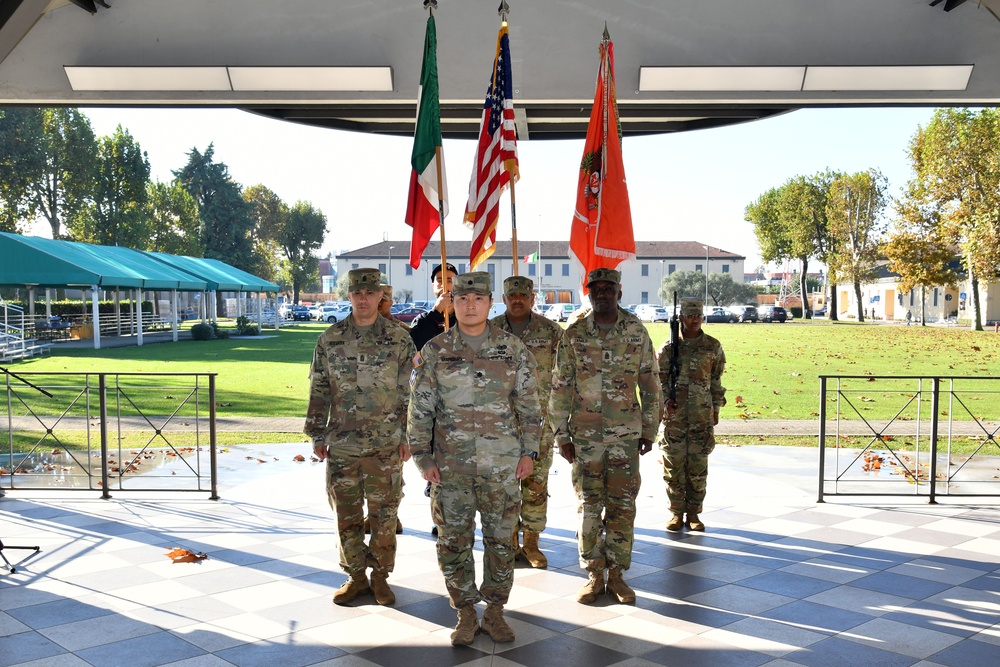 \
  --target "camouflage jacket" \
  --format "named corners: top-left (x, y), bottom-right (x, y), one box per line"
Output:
top-left (549, 307), bottom-right (662, 445)
top-left (490, 311), bottom-right (563, 417)
top-left (304, 315), bottom-right (416, 454)
top-left (407, 323), bottom-right (541, 477)
top-left (657, 330), bottom-right (727, 426)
